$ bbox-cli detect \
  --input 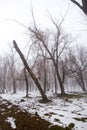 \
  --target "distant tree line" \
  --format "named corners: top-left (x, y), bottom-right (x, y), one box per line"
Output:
top-left (0, 16), bottom-right (87, 101)
top-left (0, 43), bottom-right (87, 95)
